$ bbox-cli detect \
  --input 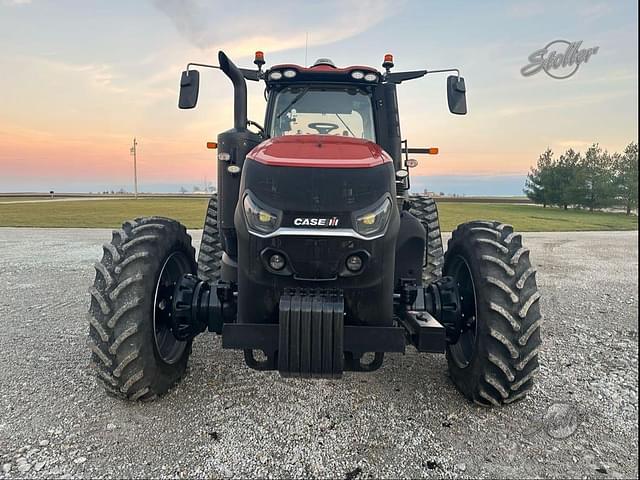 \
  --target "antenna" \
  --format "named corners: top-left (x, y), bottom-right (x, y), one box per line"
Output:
top-left (305, 32), bottom-right (309, 66)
